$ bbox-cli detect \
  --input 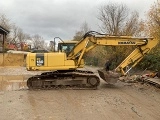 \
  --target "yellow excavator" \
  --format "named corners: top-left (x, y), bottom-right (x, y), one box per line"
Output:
top-left (26, 31), bottom-right (158, 89)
